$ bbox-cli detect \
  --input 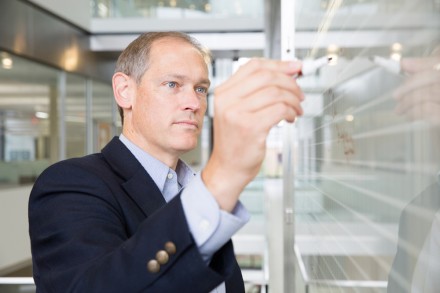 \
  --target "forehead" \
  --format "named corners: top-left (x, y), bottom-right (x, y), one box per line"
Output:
top-left (150, 37), bottom-right (207, 66)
